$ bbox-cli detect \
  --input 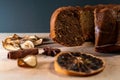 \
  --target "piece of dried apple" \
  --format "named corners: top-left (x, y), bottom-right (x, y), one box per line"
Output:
top-left (18, 55), bottom-right (37, 68)
top-left (2, 34), bottom-right (44, 51)
top-left (20, 40), bottom-right (34, 49)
